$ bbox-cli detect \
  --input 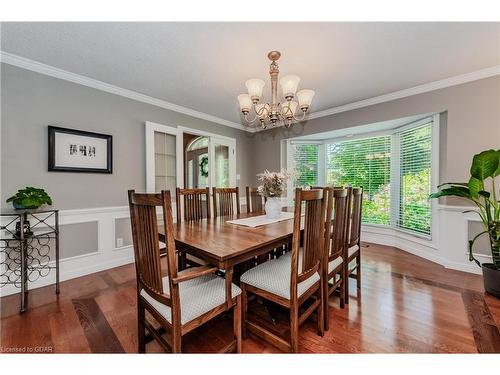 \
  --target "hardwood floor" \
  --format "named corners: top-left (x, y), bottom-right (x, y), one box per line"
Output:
top-left (1, 243), bottom-right (499, 353)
